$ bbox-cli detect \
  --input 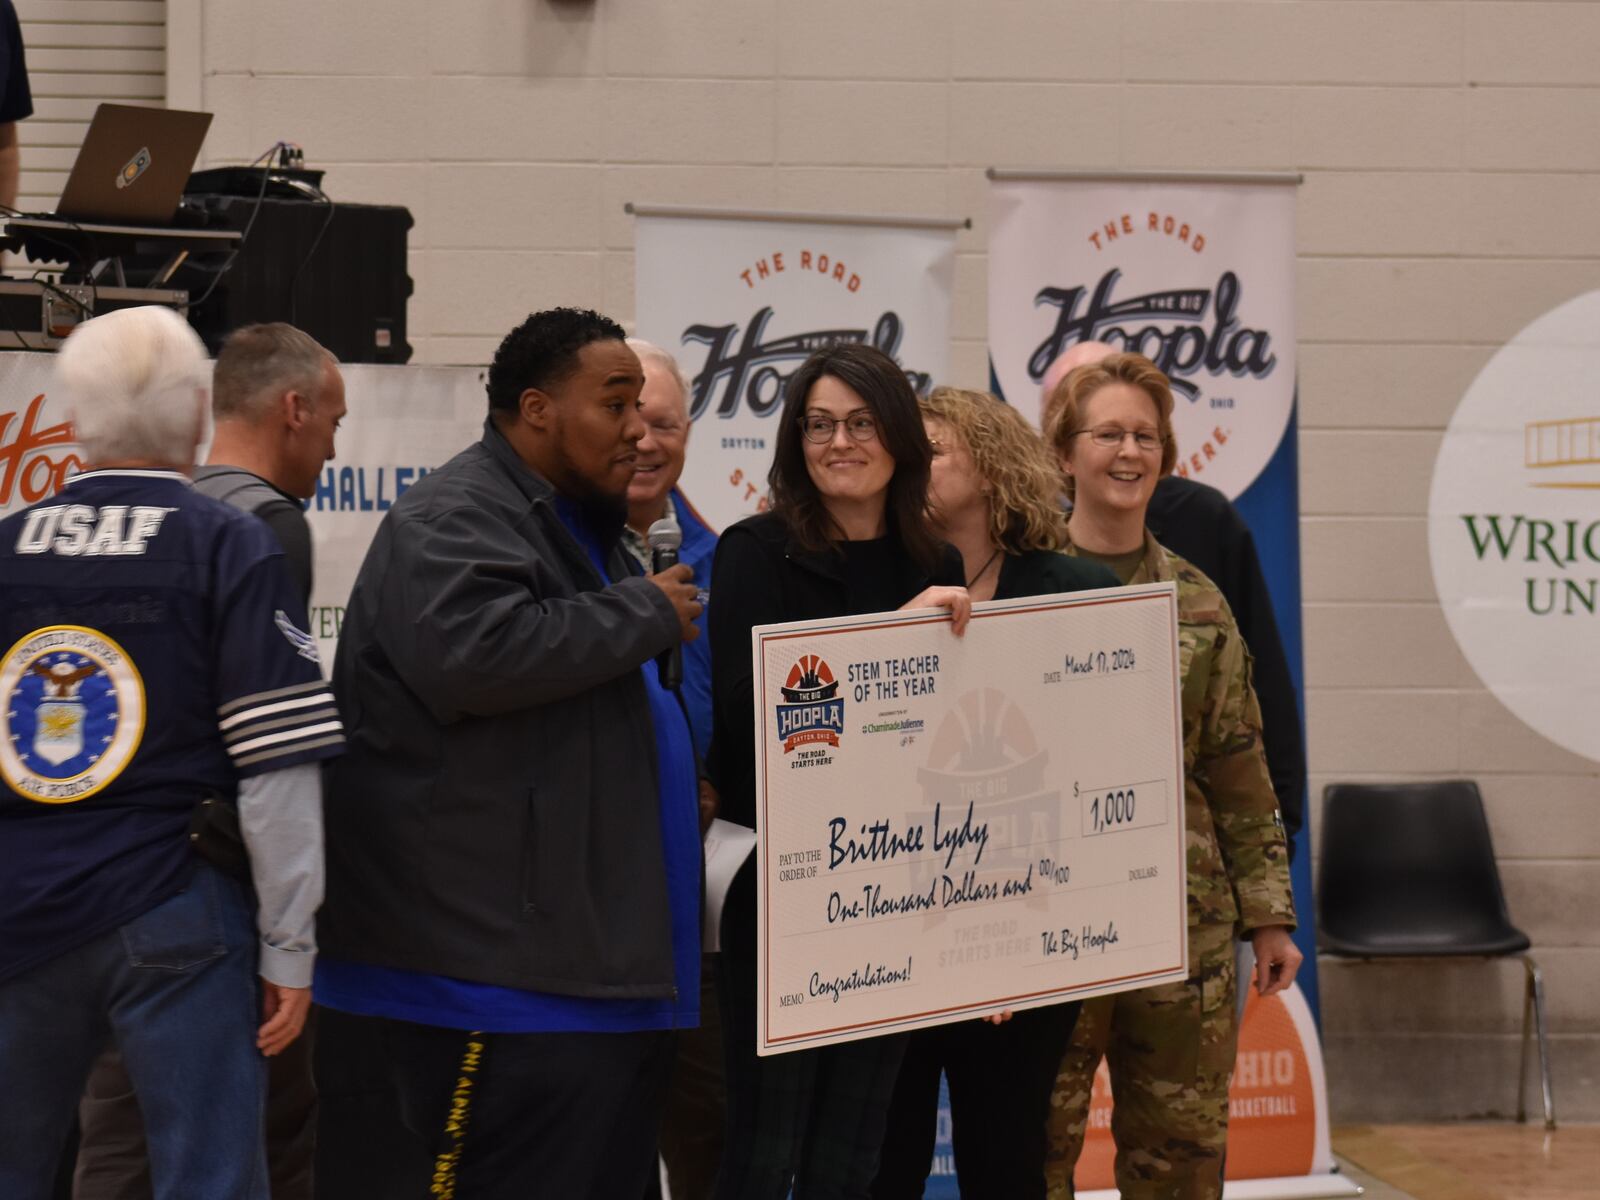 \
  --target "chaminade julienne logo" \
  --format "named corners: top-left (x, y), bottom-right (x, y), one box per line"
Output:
top-left (1, 626), bottom-right (146, 803)
top-left (775, 653), bottom-right (845, 753)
